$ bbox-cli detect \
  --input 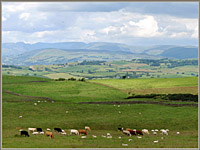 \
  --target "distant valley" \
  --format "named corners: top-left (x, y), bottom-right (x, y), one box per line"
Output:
top-left (2, 42), bottom-right (198, 66)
